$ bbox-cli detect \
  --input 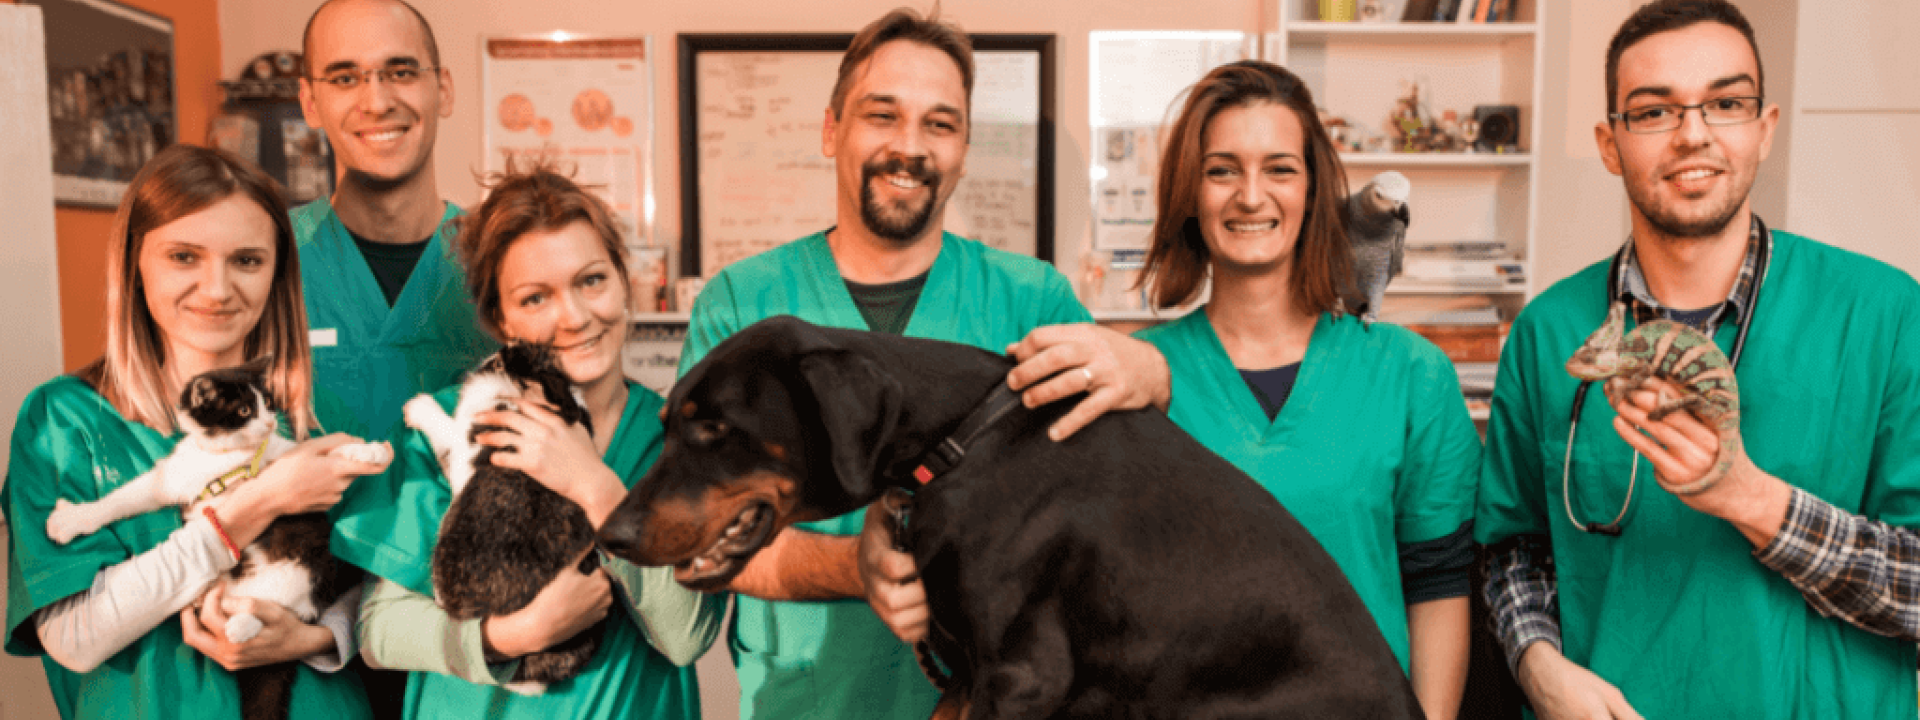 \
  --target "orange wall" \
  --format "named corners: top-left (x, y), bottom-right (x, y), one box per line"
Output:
top-left (6, 0), bottom-right (224, 371)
